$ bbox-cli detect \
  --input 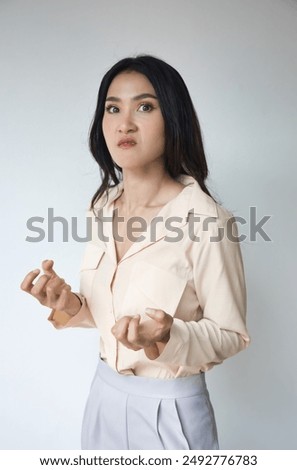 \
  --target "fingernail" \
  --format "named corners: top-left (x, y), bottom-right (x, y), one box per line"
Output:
top-left (32, 269), bottom-right (40, 274)
top-left (145, 308), bottom-right (155, 314)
